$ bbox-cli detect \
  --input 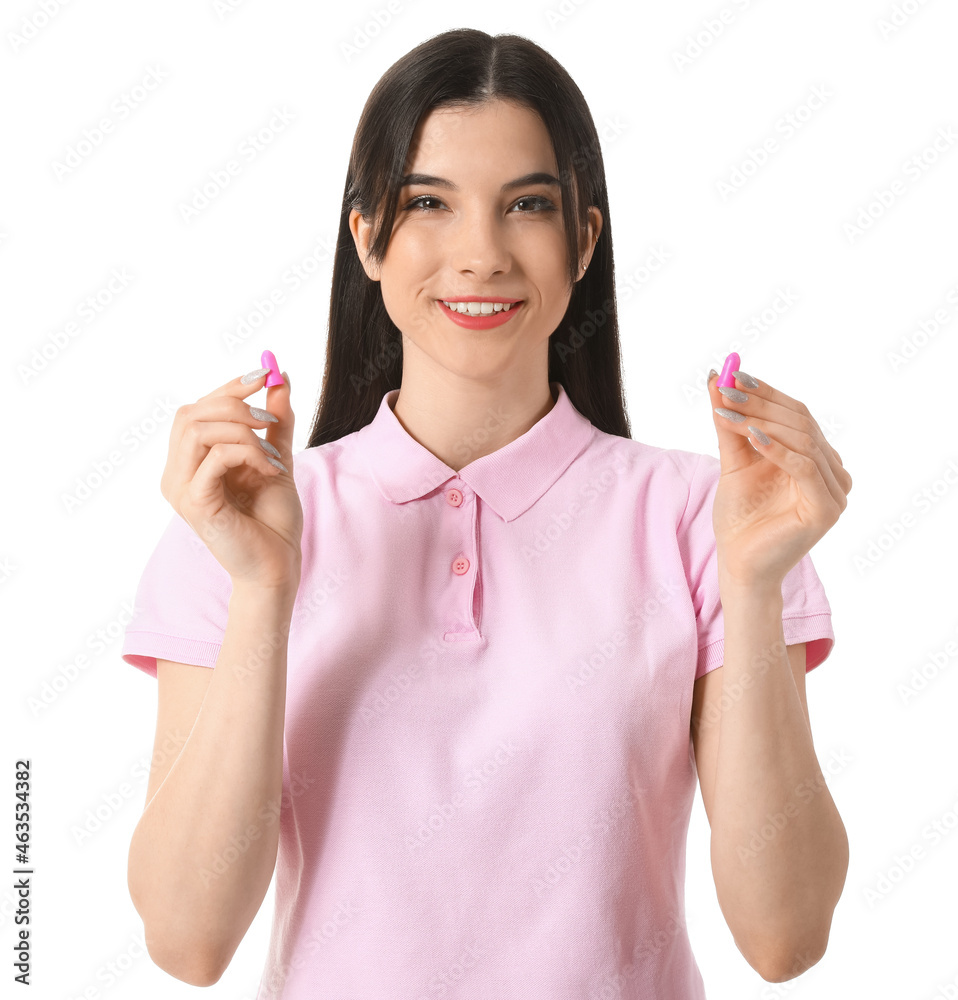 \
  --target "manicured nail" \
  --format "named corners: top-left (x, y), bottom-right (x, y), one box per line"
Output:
top-left (261, 349), bottom-right (285, 387)
top-left (731, 370), bottom-right (759, 389)
top-left (258, 438), bottom-right (282, 459)
top-left (707, 368), bottom-right (718, 383)
top-left (241, 367), bottom-right (270, 385)
top-left (250, 405), bottom-right (278, 423)
top-left (748, 425), bottom-right (771, 445)
top-left (717, 385), bottom-right (748, 403)
top-left (717, 352), bottom-right (740, 388)
top-left (714, 407), bottom-right (747, 423)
